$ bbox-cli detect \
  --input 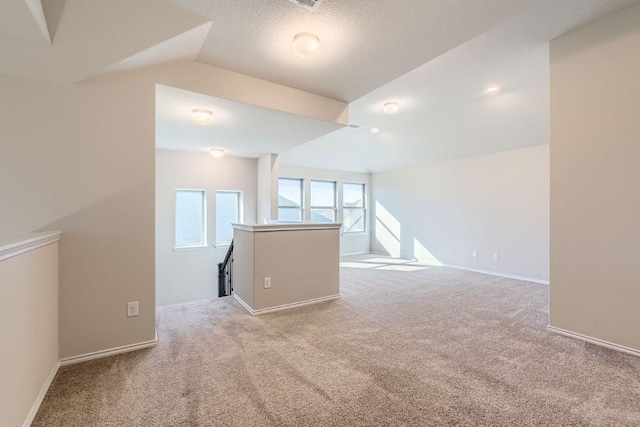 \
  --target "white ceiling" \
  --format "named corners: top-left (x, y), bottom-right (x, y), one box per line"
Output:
top-left (163, 0), bottom-right (534, 102)
top-left (155, 84), bottom-right (343, 158)
top-left (0, 0), bottom-right (208, 83)
top-left (1, 0), bottom-right (639, 172)
top-left (0, 0), bottom-right (50, 45)
top-left (279, 0), bottom-right (640, 172)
